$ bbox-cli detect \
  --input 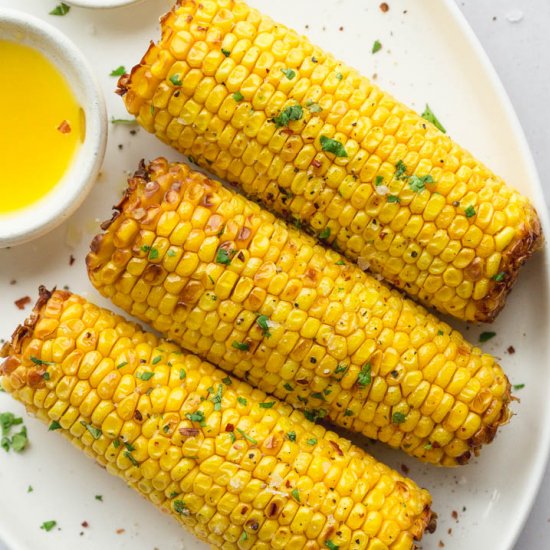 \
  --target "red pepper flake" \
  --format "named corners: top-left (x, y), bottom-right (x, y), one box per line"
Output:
top-left (451, 510), bottom-right (458, 520)
top-left (69, 254), bottom-right (75, 266)
top-left (339, 26), bottom-right (344, 31)
top-left (179, 427), bottom-right (200, 437)
top-left (134, 409), bottom-right (143, 421)
top-left (311, 159), bottom-right (322, 168)
top-left (14, 296), bottom-right (31, 310)
top-left (400, 463), bottom-right (410, 474)
top-left (116, 528), bottom-right (126, 535)
top-left (507, 345), bottom-right (516, 354)
top-left (57, 120), bottom-right (72, 134)
top-left (380, 2), bottom-right (390, 12)
top-left (225, 423), bottom-right (235, 432)
top-left (329, 440), bottom-right (343, 456)
top-left (438, 542), bottom-right (445, 548)
top-left (81, 521), bottom-right (89, 528)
